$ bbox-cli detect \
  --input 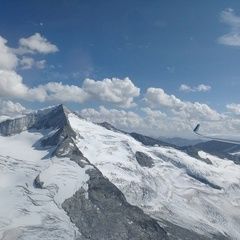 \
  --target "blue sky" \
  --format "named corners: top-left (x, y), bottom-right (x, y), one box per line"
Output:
top-left (1, 0), bottom-right (240, 137)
